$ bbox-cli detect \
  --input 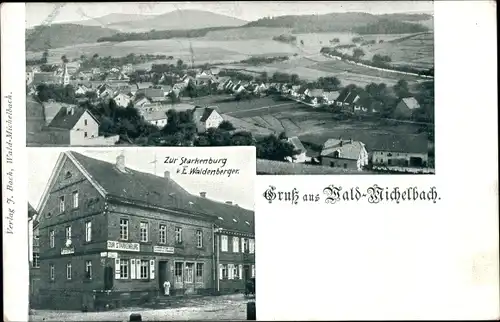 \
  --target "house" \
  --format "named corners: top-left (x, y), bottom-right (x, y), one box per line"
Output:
top-left (97, 84), bottom-right (114, 99)
top-left (394, 97), bottom-right (421, 119)
top-left (44, 106), bottom-right (119, 146)
top-left (34, 151), bottom-right (255, 310)
top-left (192, 106), bottom-right (224, 133)
top-left (121, 63), bottom-right (134, 74)
top-left (233, 84), bottom-right (246, 94)
top-left (75, 85), bottom-right (91, 96)
top-left (296, 86), bottom-right (308, 100)
top-left (113, 93), bottom-right (132, 108)
top-left (195, 71), bottom-right (213, 86)
top-left (370, 133), bottom-right (429, 168)
top-left (322, 91), bottom-right (340, 105)
top-left (134, 97), bottom-right (151, 109)
top-left (136, 88), bottom-right (166, 102)
top-left (143, 110), bottom-right (169, 128)
top-left (306, 89), bottom-right (325, 105)
top-left (320, 137), bottom-right (369, 171)
top-left (91, 68), bottom-right (101, 74)
top-left (42, 100), bottom-right (75, 125)
top-left (285, 136), bottom-right (309, 163)
top-left (335, 90), bottom-right (361, 112)
top-left (253, 83), bottom-right (268, 96)
top-left (114, 85), bottom-right (133, 96)
top-left (26, 68), bottom-right (35, 85)
top-left (28, 203), bottom-right (41, 308)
